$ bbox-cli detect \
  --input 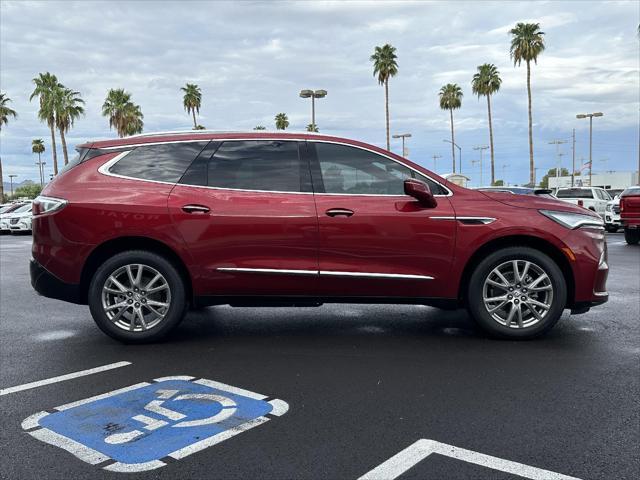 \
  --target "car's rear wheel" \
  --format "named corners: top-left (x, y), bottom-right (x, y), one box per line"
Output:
top-left (467, 247), bottom-right (567, 339)
top-left (605, 225), bottom-right (618, 233)
top-left (624, 227), bottom-right (639, 245)
top-left (88, 250), bottom-right (187, 343)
